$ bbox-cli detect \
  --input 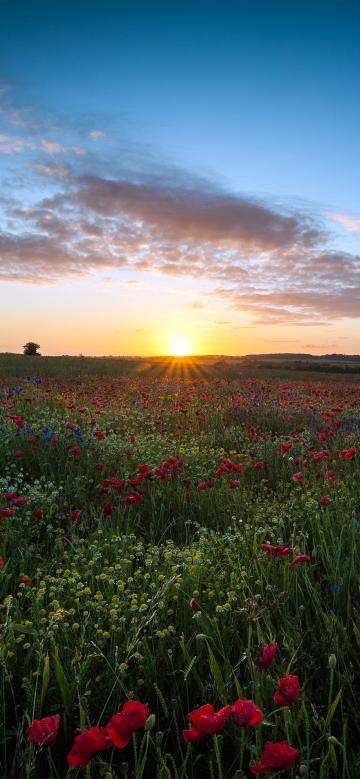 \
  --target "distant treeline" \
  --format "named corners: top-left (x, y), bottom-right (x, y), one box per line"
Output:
top-left (244, 361), bottom-right (360, 374)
